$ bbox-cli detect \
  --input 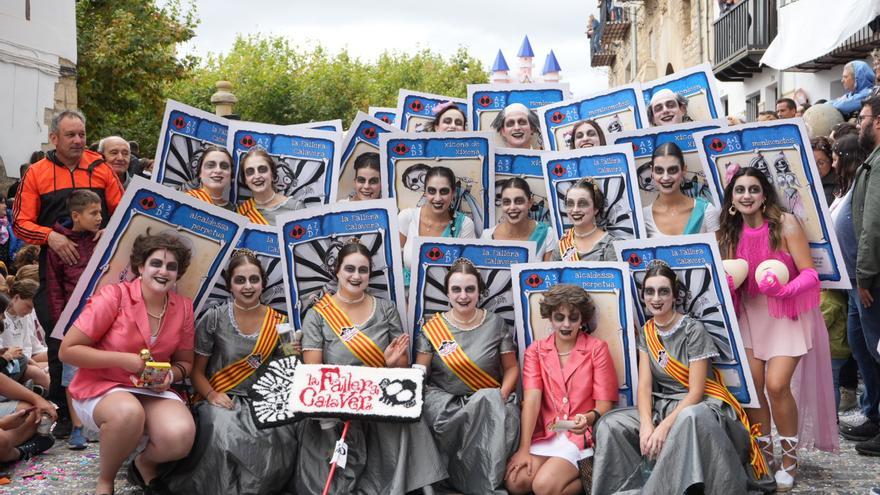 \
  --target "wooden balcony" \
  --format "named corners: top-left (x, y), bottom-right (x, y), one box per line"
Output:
top-left (713, 0), bottom-right (778, 82)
